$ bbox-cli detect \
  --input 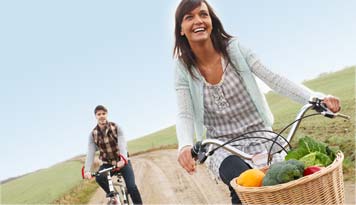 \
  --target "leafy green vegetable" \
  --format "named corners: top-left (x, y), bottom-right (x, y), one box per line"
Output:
top-left (298, 152), bottom-right (317, 167)
top-left (298, 152), bottom-right (332, 167)
top-left (285, 136), bottom-right (336, 167)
